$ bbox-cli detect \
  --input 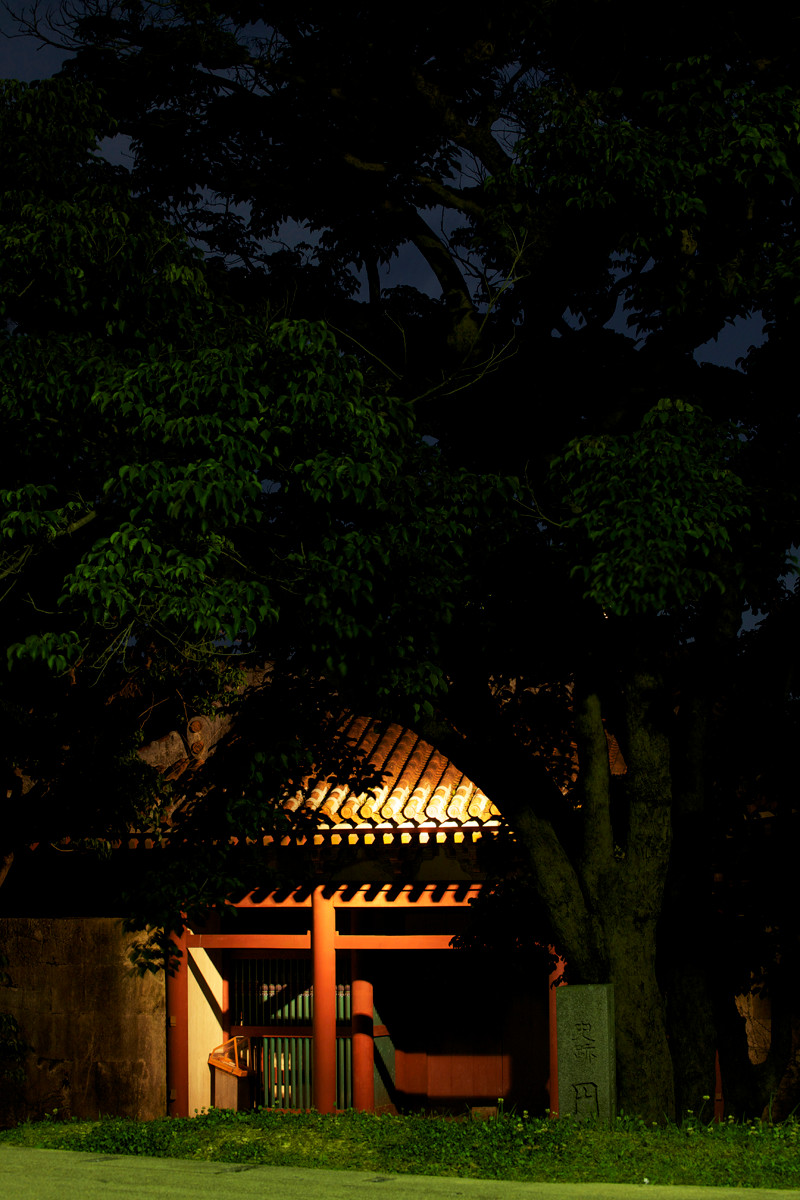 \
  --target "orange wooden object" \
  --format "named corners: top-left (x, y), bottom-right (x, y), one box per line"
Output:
top-left (351, 950), bottom-right (374, 1111)
top-left (166, 926), bottom-right (189, 1118)
top-left (312, 887), bottom-right (336, 1113)
top-left (186, 933), bottom-right (311, 949)
top-left (396, 1049), bottom-right (427, 1099)
top-left (233, 883), bottom-right (482, 909)
top-left (548, 949), bottom-right (566, 1116)
top-left (208, 1036), bottom-right (250, 1078)
top-left (186, 932), bottom-right (456, 950)
top-left (336, 933), bottom-right (457, 950)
